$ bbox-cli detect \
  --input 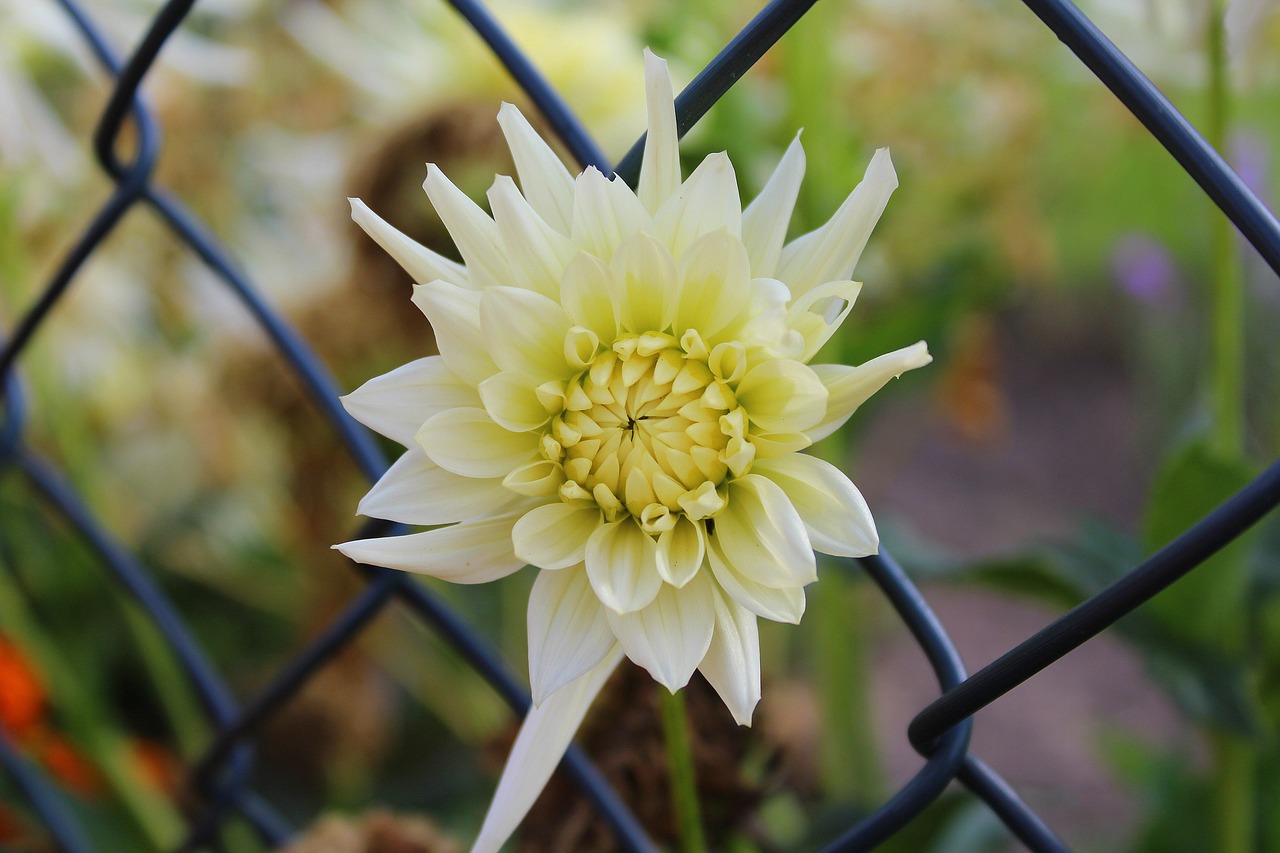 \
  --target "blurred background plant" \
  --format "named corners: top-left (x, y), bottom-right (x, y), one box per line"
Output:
top-left (1, 0), bottom-right (1278, 850)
